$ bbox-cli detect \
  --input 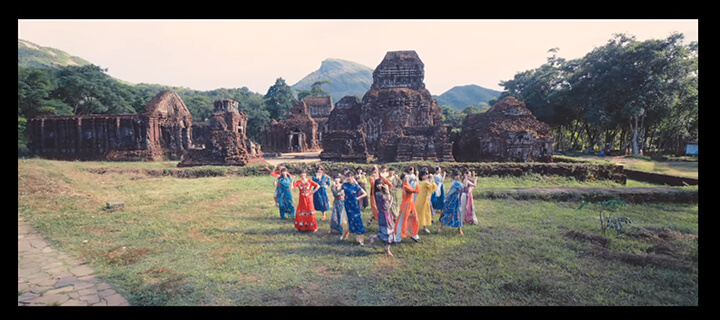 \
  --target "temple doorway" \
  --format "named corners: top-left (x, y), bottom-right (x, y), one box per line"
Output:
top-left (290, 129), bottom-right (301, 152)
